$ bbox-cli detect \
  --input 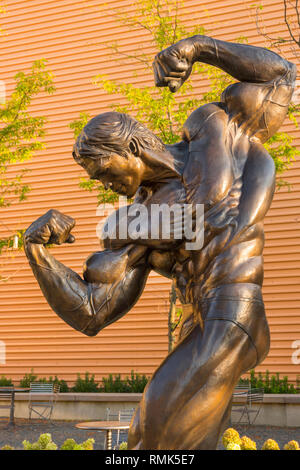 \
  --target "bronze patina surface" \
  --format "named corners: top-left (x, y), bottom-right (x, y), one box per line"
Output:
top-left (24, 35), bottom-right (297, 449)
